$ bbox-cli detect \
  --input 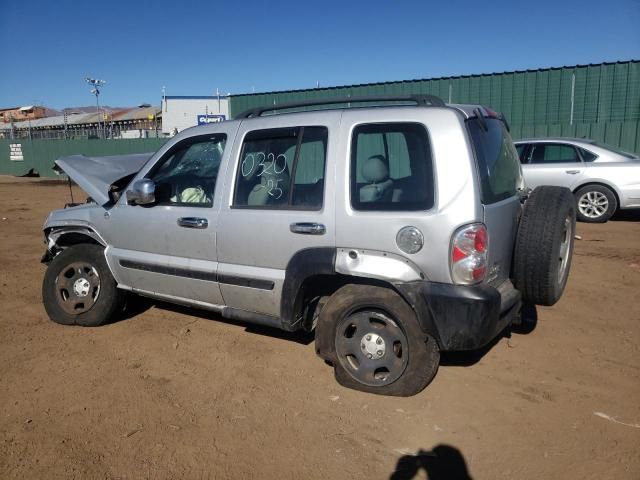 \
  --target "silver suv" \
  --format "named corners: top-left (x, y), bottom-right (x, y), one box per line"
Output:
top-left (41, 96), bottom-right (576, 396)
